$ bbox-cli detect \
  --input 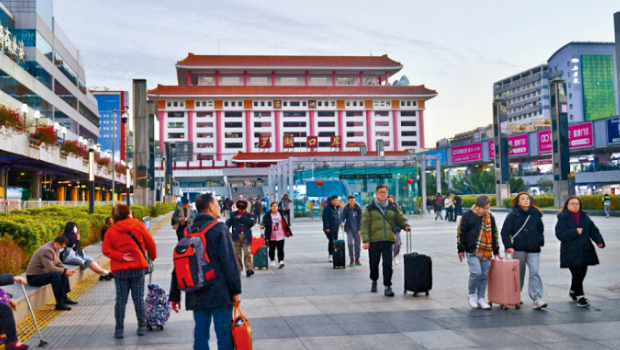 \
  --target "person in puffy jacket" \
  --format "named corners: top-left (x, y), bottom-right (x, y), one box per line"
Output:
top-left (500, 192), bottom-right (546, 309)
top-left (555, 196), bottom-right (605, 308)
top-left (102, 204), bottom-right (157, 339)
top-left (226, 200), bottom-right (256, 277)
top-left (322, 195), bottom-right (341, 262)
top-left (340, 195), bottom-right (363, 266)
